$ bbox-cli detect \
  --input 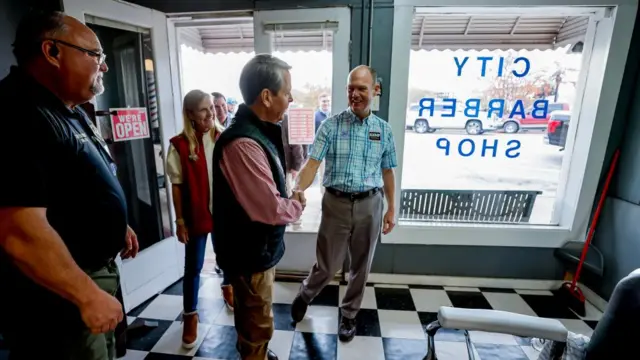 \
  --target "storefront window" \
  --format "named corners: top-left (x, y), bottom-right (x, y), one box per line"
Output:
top-left (400, 12), bottom-right (584, 226)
